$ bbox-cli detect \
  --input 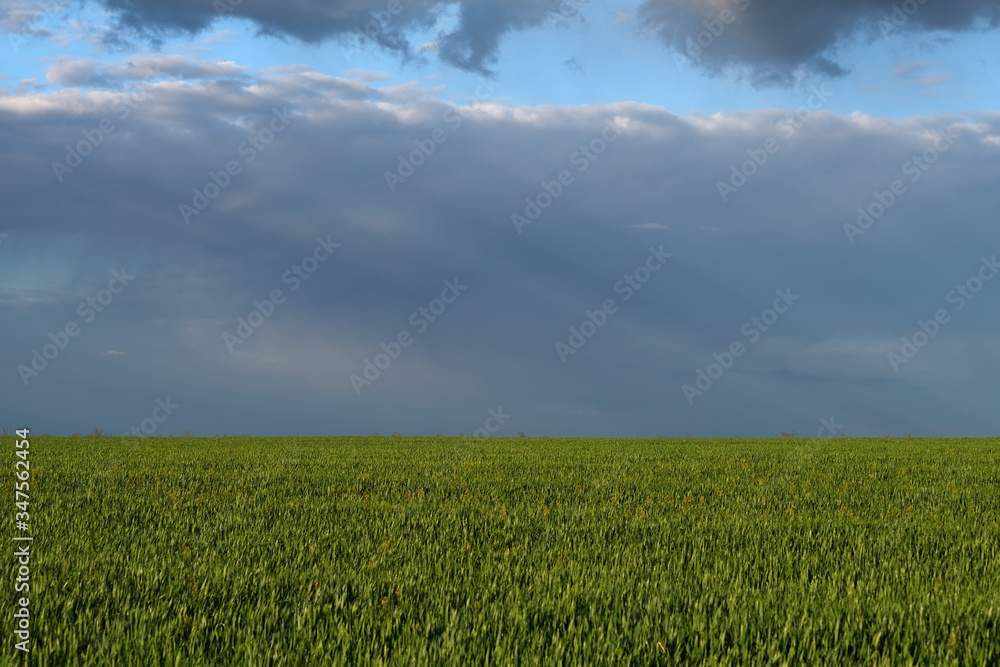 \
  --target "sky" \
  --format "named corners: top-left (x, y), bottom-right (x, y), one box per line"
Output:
top-left (1, 0), bottom-right (999, 438)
